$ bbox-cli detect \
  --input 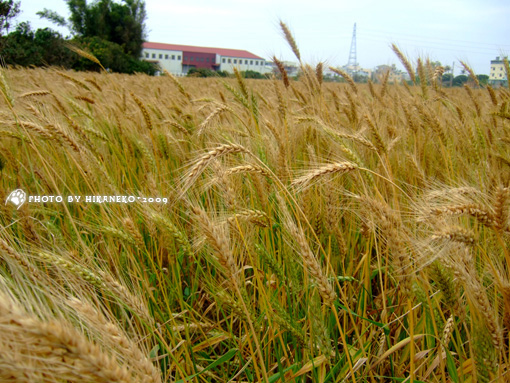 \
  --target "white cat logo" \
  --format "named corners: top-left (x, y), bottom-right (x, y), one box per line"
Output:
top-left (5, 189), bottom-right (27, 209)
